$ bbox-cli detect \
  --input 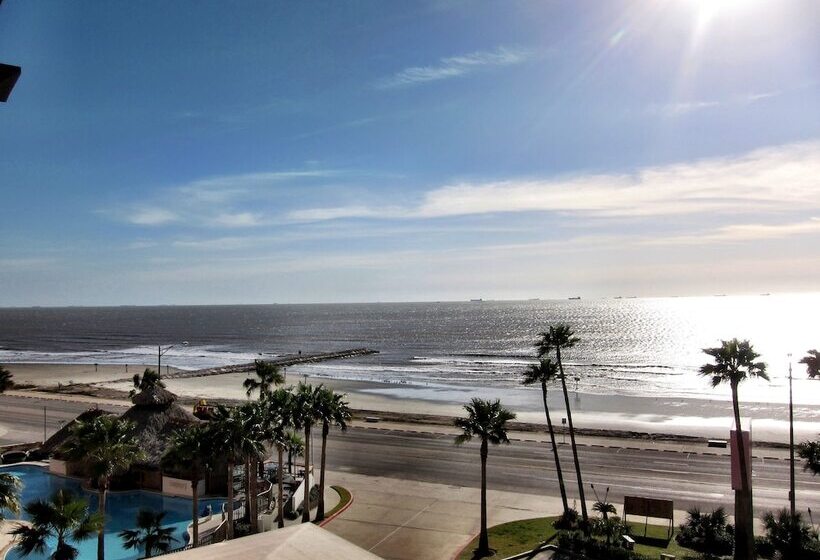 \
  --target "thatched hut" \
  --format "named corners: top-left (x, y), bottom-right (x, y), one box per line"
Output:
top-left (120, 385), bottom-right (203, 491)
top-left (43, 386), bottom-right (226, 496)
